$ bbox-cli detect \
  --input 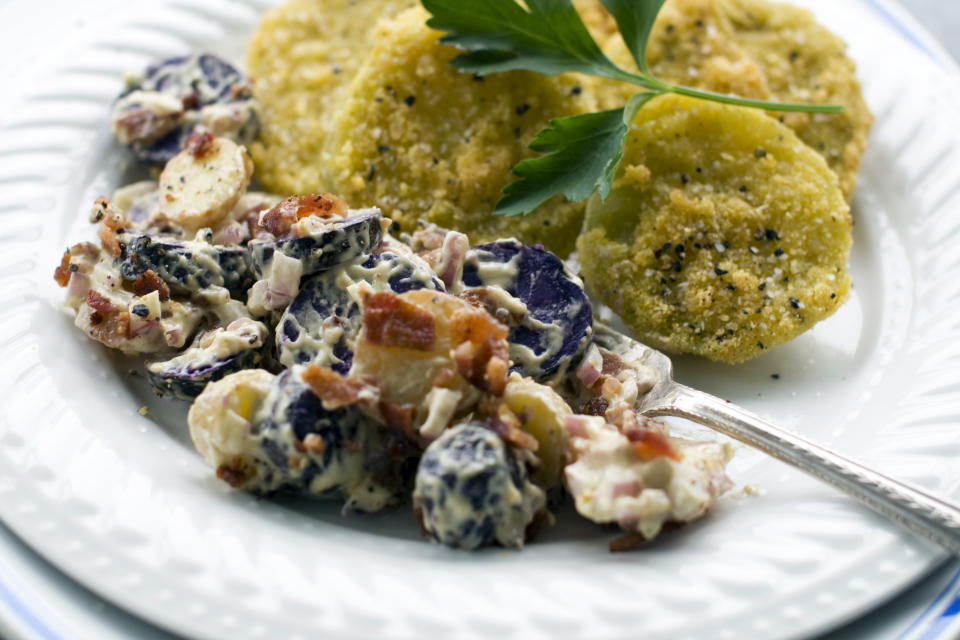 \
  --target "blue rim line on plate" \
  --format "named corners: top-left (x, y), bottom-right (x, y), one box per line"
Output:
top-left (897, 567), bottom-right (960, 640)
top-left (0, 1), bottom-right (957, 639)
top-left (0, 557), bottom-right (62, 640)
